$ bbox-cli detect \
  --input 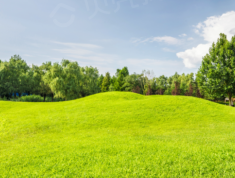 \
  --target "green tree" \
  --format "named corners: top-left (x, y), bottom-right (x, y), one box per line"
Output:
top-left (80, 66), bottom-right (100, 96)
top-left (98, 74), bottom-right (104, 92)
top-left (155, 75), bottom-right (168, 94)
top-left (101, 72), bottom-right (111, 92)
top-left (45, 60), bottom-right (82, 101)
top-left (122, 73), bottom-right (141, 92)
top-left (43, 62), bottom-right (63, 101)
top-left (197, 33), bottom-right (235, 106)
top-left (140, 70), bottom-right (155, 95)
top-left (116, 67), bottom-right (129, 91)
top-left (39, 62), bottom-right (53, 101)
top-left (0, 61), bottom-right (10, 98)
top-left (3, 55), bottom-right (29, 98)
